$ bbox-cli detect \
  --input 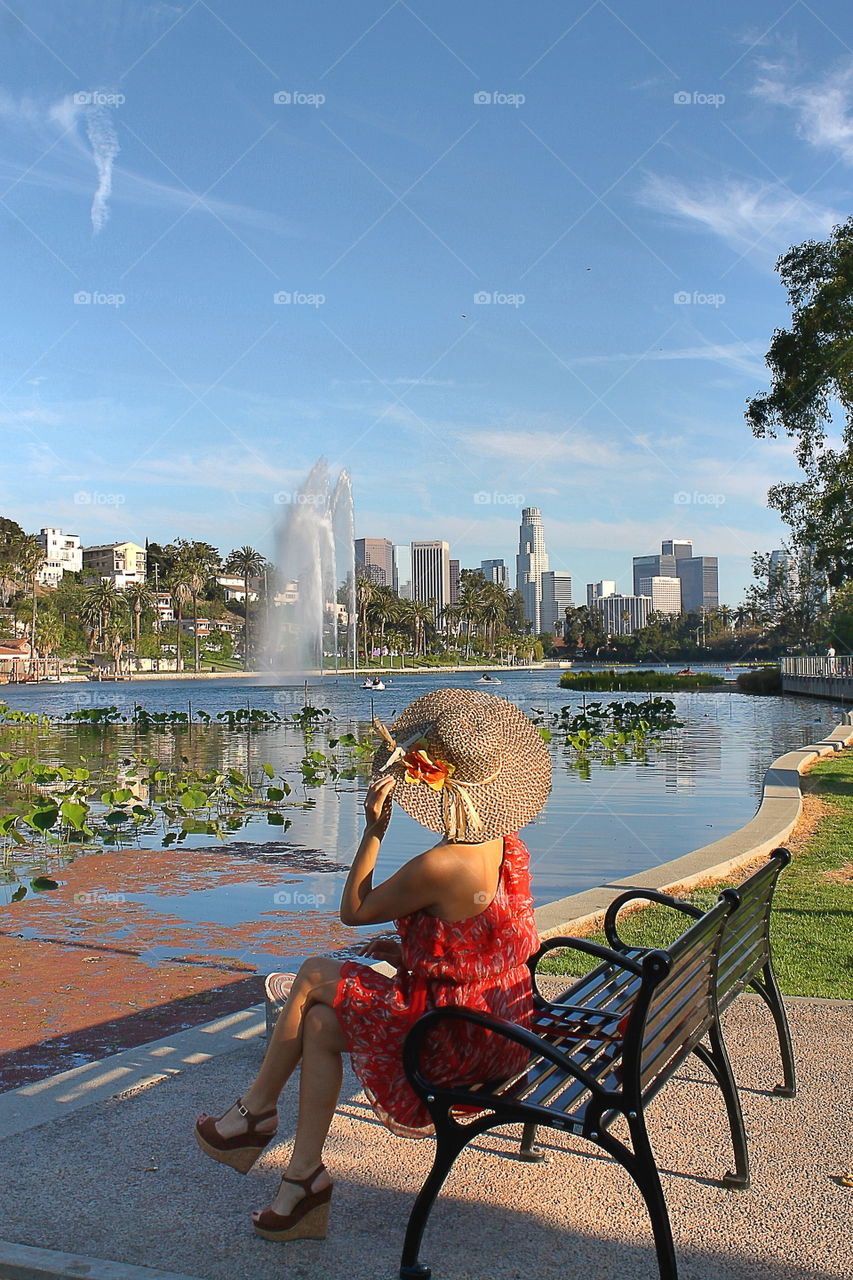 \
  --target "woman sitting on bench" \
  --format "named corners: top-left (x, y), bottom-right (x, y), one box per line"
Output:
top-left (195, 688), bottom-right (551, 1243)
